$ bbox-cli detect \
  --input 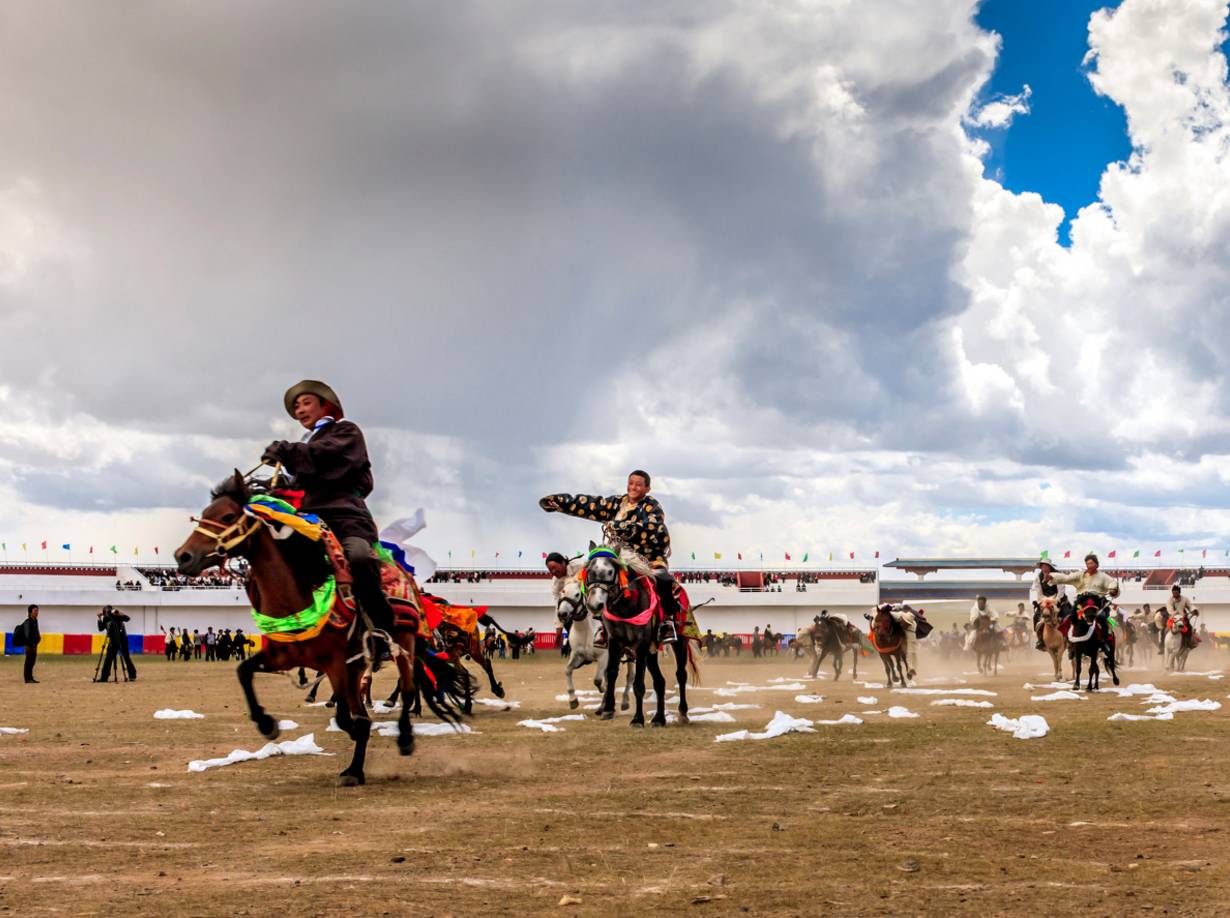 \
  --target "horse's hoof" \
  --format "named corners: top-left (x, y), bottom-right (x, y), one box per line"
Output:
top-left (569, 699), bottom-right (579, 710)
top-left (255, 714), bottom-right (280, 740)
top-left (1113, 674), bottom-right (1121, 686)
top-left (620, 702), bottom-right (630, 711)
top-left (599, 711), bottom-right (615, 721)
top-left (398, 736), bottom-right (415, 757)
top-left (630, 720), bottom-right (645, 728)
top-left (650, 719), bottom-right (666, 728)
top-left (493, 685), bottom-right (506, 699)
top-left (337, 772), bottom-right (365, 787)
top-left (677, 712), bottom-right (690, 726)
